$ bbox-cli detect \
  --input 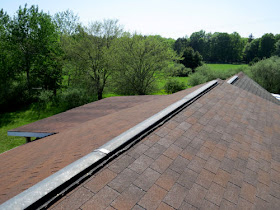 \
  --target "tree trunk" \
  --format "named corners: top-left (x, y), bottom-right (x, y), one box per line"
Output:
top-left (97, 90), bottom-right (103, 100)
